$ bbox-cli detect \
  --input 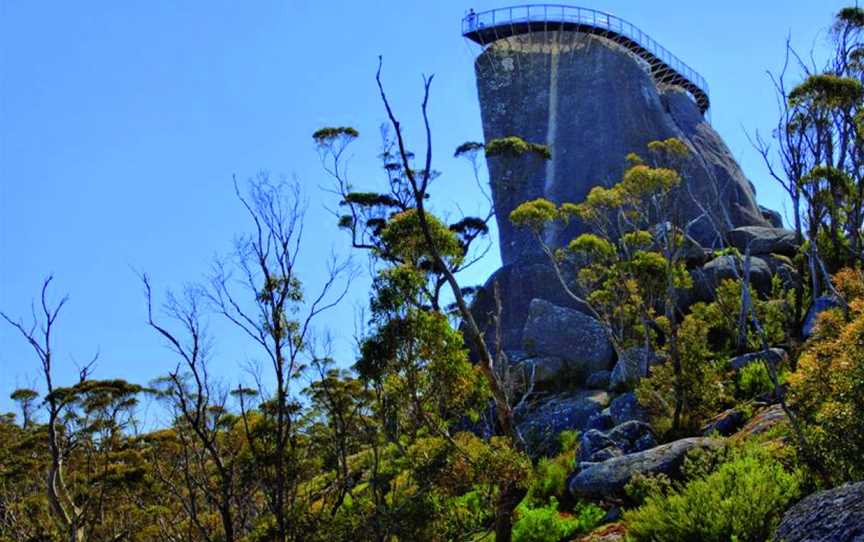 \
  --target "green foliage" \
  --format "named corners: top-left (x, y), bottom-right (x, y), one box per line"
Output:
top-left (380, 209), bottom-right (465, 267)
top-left (509, 198), bottom-right (560, 233)
top-left (454, 141), bottom-right (485, 158)
top-left (789, 74), bottom-right (864, 109)
top-left (625, 445), bottom-right (803, 542)
top-left (512, 498), bottom-right (604, 542)
top-left (485, 136), bottom-right (551, 160)
top-left (312, 126), bottom-right (359, 143)
top-left (789, 268), bottom-right (864, 483)
top-left (738, 361), bottom-right (774, 399)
